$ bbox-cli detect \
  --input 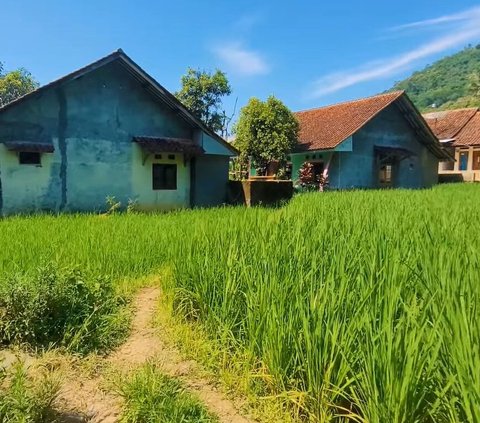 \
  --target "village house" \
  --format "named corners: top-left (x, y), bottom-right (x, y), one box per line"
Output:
top-left (0, 50), bottom-right (237, 215)
top-left (289, 91), bottom-right (450, 189)
top-left (423, 108), bottom-right (480, 182)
